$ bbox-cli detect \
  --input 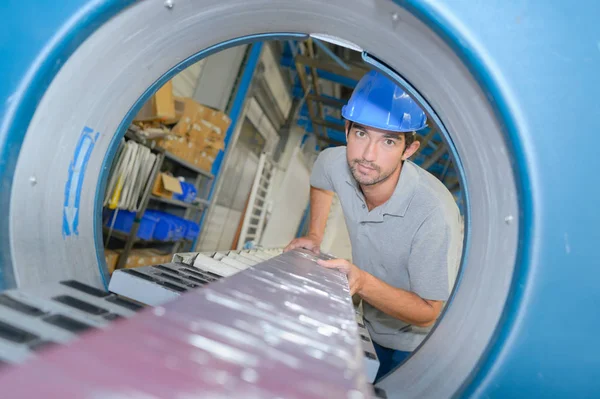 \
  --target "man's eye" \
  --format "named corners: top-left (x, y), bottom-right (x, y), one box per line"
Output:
top-left (355, 131), bottom-right (366, 138)
top-left (385, 139), bottom-right (396, 146)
